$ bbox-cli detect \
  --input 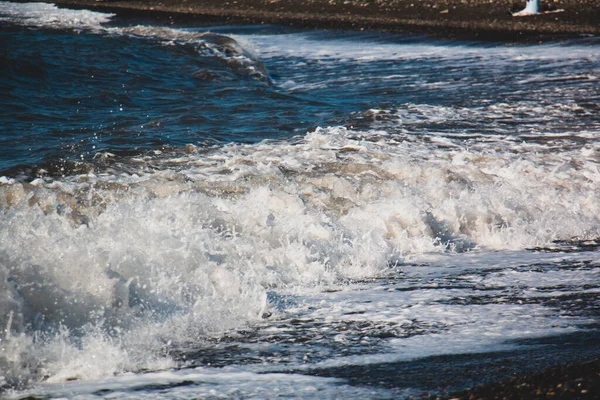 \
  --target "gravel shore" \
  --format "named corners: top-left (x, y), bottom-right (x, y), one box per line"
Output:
top-left (437, 356), bottom-right (600, 399)
top-left (18, 0), bottom-right (600, 41)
